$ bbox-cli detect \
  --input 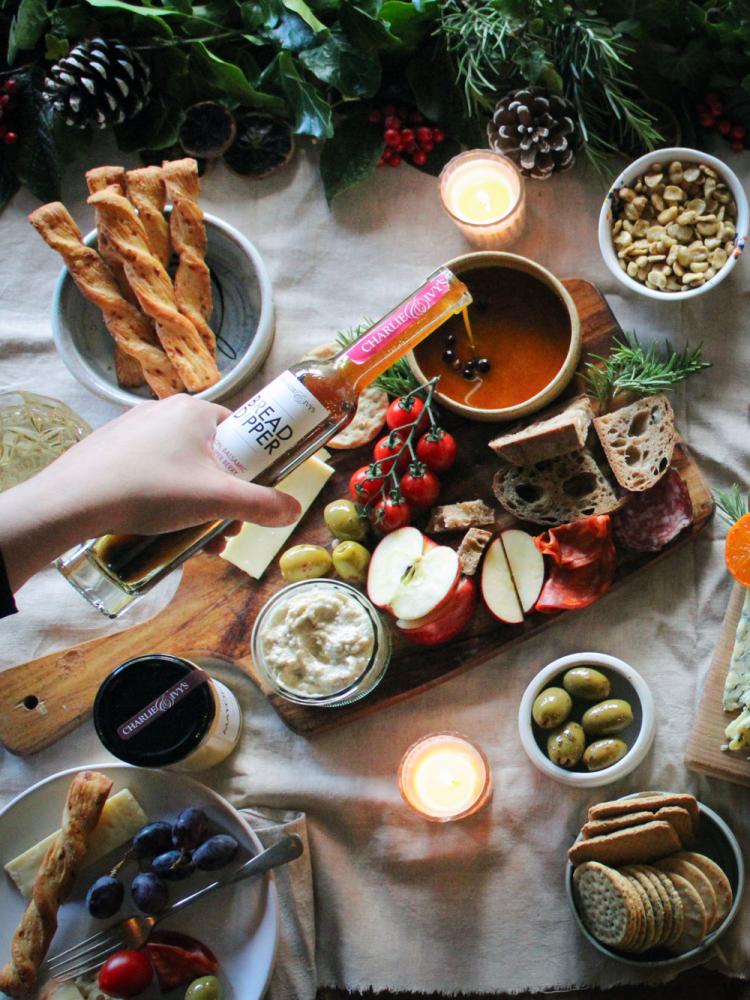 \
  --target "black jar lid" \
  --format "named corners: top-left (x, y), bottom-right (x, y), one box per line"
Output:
top-left (93, 654), bottom-right (215, 767)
